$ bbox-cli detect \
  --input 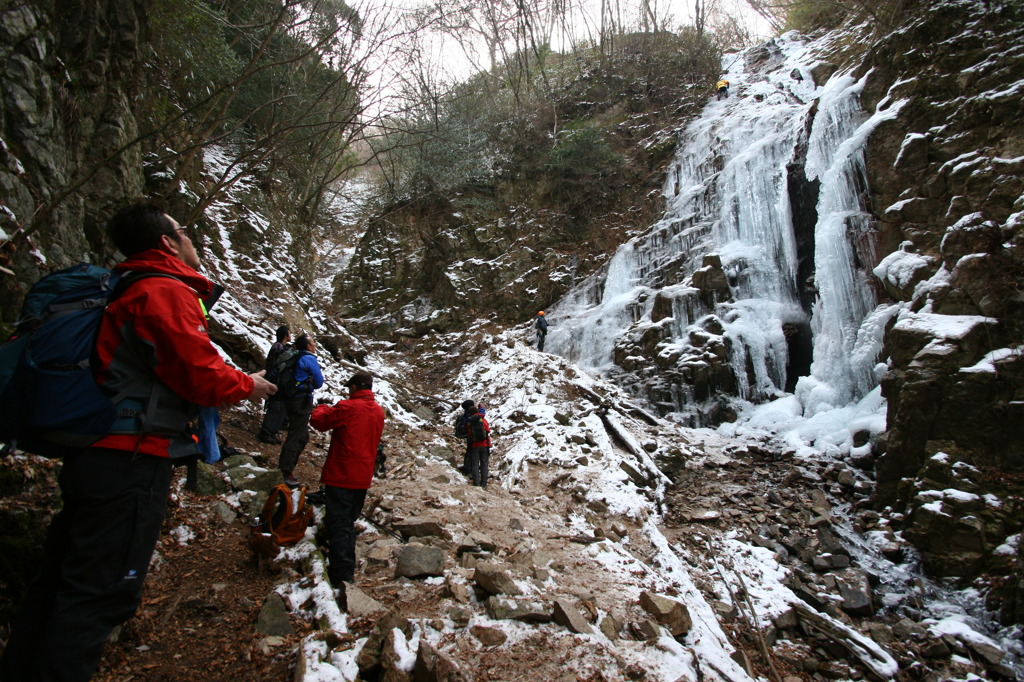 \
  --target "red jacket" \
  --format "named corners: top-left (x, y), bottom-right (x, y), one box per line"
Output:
top-left (310, 390), bottom-right (385, 489)
top-left (91, 250), bottom-right (254, 457)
